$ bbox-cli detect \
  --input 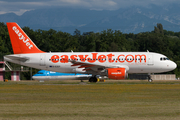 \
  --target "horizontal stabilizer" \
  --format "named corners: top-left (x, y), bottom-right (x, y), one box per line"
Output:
top-left (4, 55), bottom-right (29, 62)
